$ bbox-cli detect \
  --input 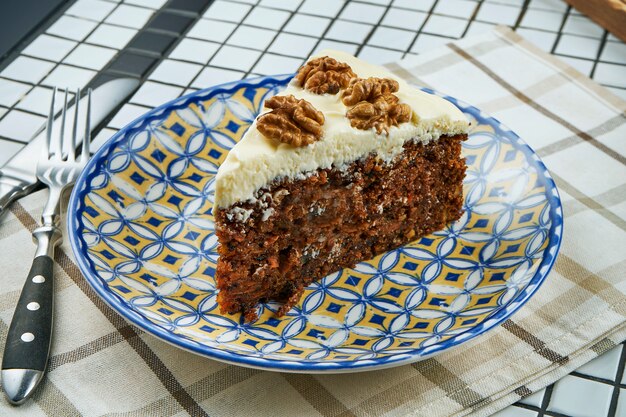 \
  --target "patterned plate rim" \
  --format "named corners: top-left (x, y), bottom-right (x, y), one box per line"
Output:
top-left (67, 75), bottom-right (564, 373)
